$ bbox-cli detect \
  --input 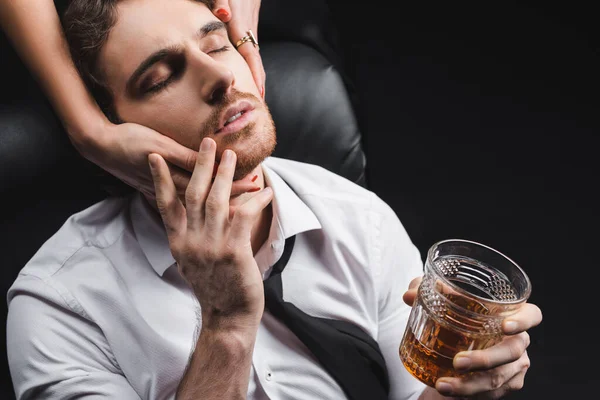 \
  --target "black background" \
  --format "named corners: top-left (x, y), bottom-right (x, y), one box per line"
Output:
top-left (327, 1), bottom-right (598, 398)
top-left (1, 0), bottom-right (598, 398)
